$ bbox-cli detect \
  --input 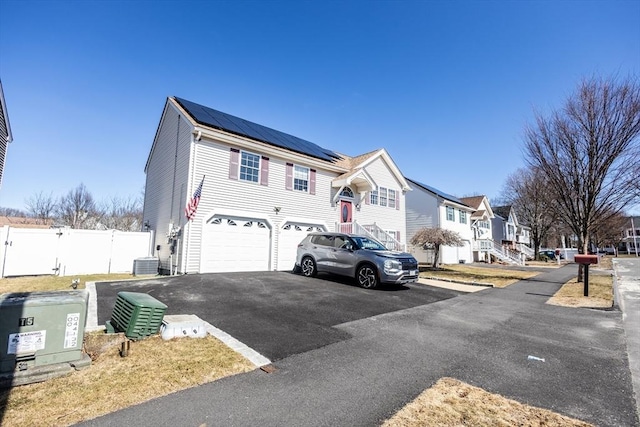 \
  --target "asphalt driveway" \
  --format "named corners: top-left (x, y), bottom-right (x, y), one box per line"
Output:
top-left (94, 271), bottom-right (462, 361)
